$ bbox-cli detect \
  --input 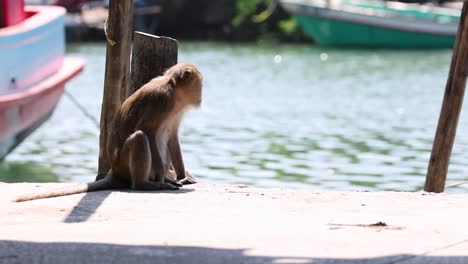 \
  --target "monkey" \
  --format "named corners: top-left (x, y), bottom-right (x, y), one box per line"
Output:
top-left (13, 62), bottom-right (203, 202)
